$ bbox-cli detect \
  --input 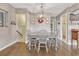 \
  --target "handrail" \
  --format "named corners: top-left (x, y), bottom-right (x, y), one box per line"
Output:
top-left (16, 30), bottom-right (23, 37)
